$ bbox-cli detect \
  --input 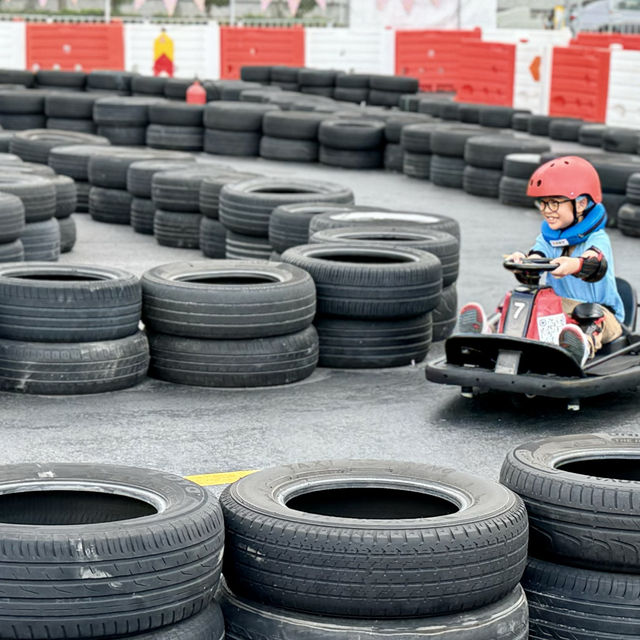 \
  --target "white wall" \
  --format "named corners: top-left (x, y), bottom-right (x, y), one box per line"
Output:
top-left (606, 47), bottom-right (640, 127)
top-left (305, 28), bottom-right (394, 74)
top-left (124, 23), bottom-right (220, 79)
top-left (0, 22), bottom-right (26, 70)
